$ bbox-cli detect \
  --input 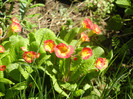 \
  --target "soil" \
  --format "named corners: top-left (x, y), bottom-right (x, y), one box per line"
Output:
top-left (5, 0), bottom-right (106, 37)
